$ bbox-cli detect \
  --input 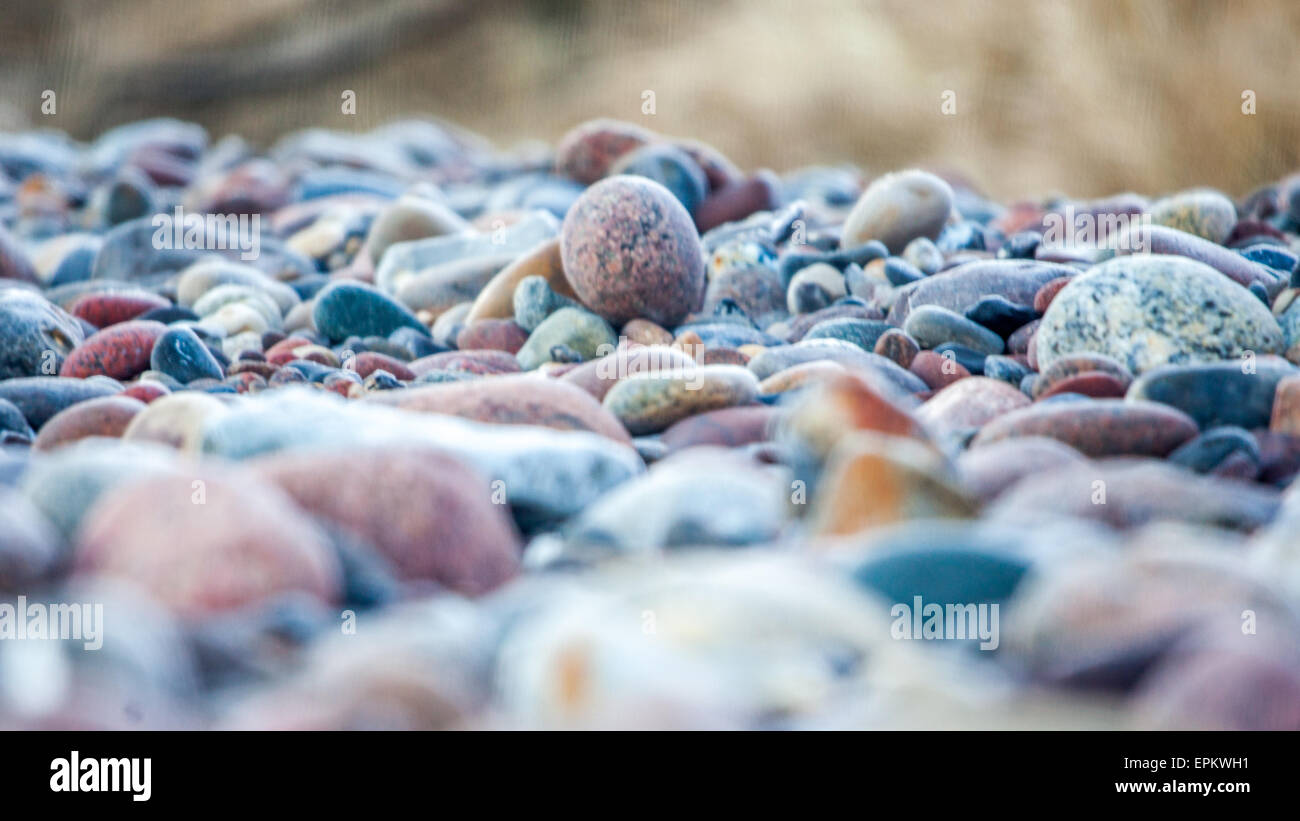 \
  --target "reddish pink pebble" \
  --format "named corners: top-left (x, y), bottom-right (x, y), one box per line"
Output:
top-left (909, 350), bottom-right (971, 391)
